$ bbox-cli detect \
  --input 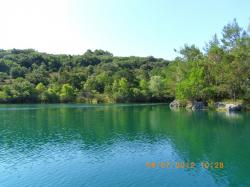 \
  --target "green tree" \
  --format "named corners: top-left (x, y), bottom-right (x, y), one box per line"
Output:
top-left (179, 44), bottom-right (203, 62)
top-left (148, 76), bottom-right (165, 97)
top-left (35, 83), bottom-right (48, 102)
top-left (60, 84), bottom-right (74, 102)
top-left (4, 78), bottom-right (35, 102)
top-left (47, 84), bottom-right (60, 102)
top-left (221, 19), bottom-right (242, 50)
top-left (176, 66), bottom-right (206, 100)
top-left (112, 78), bottom-right (130, 102)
